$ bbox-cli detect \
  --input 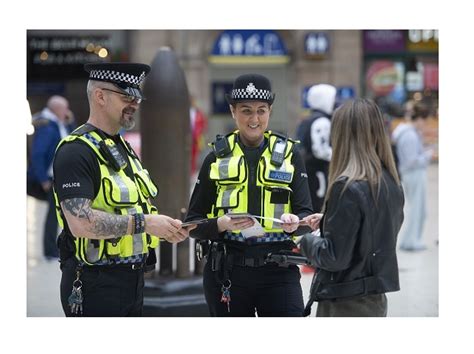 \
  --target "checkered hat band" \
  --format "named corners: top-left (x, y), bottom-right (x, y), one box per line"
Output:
top-left (231, 88), bottom-right (273, 101)
top-left (90, 69), bottom-right (143, 86)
